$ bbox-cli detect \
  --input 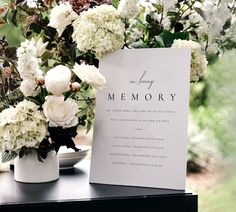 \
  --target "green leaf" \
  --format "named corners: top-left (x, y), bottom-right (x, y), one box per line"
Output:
top-left (154, 36), bottom-right (165, 47)
top-left (1, 151), bottom-right (17, 163)
top-left (41, 51), bottom-right (53, 64)
top-left (76, 50), bottom-right (86, 58)
top-left (16, 0), bottom-right (25, 5)
top-left (38, 86), bottom-right (48, 103)
top-left (29, 23), bottom-right (41, 34)
top-left (148, 25), bottom-right (162, 38)
top-left (152, 3), bottom-right (163, 13)
top-left (36, 151), bottom-right (44, 163)
top-left (86, 119), bottom-right (92, 134)
top-left (145, 14), bottom-right (153, 24)
top-left (26, 96), bottom-right (41, 106)
top-left (160, 31), bottom-right (189, 47)
top-left (136, 18), bottom-right (148, 28)
top-left (48, 59), bottom-right (56, 67)
top-left (64, 91), bottom-right (76, 100)
top-left (35, 140), bottom-right (54, 162)
top-left (80, 82), bottom-right (90, 91)
top-left (160, 30), bottom-right (174, 47)
top-left (112, 0), bottom-right (120, 9)
top-left (130, 40), bottom-right (148, 48)
top-left (174, 32), bottom-right (189, 40)
top-left (11, 9), bottom-right (17, 26)
top-left (167, 11), bottom-right (179, 17)
top-left (2, 8), bottom-right (9, 23)
top-left (61, 56), bottom-right (70, 63)
top-left (19, 146), bottom-right (30, 158)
